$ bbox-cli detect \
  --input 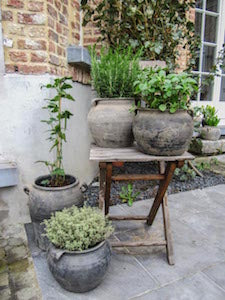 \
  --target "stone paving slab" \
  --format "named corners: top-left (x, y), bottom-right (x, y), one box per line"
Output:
top-left (26, 184), bottom-right (225, 300)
